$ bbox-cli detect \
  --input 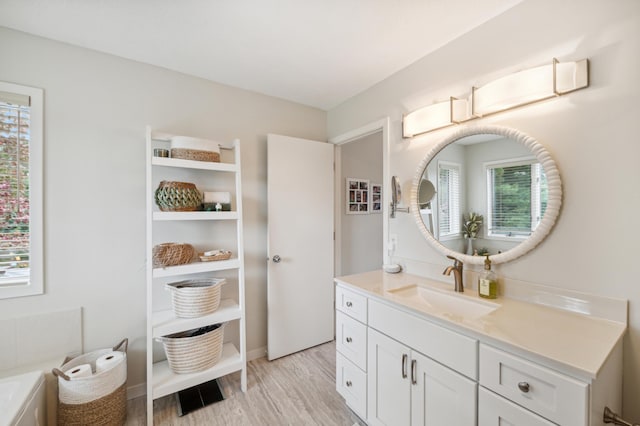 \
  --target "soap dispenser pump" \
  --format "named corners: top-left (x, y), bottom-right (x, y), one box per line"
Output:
top-left (478, 255), bottom-right (497, 299)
